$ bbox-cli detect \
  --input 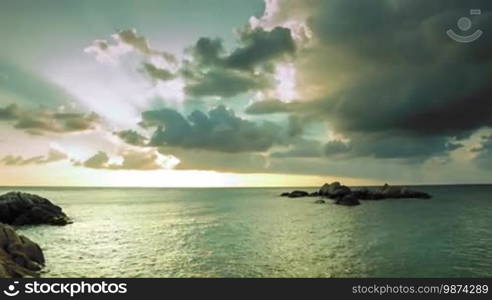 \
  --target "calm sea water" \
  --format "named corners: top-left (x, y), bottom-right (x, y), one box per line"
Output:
top-left (2, 186), bottom-right (491, 278)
